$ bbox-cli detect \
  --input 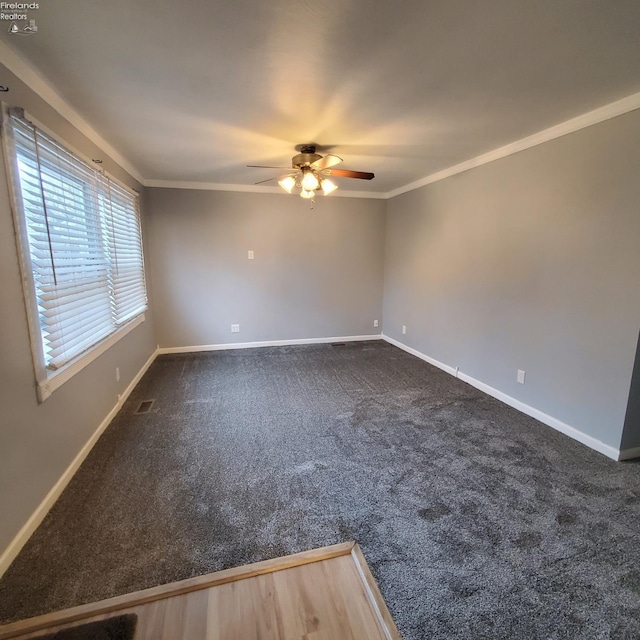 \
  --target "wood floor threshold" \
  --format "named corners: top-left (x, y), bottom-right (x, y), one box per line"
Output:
top-left (0, 541), bottom-right (400, 639)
